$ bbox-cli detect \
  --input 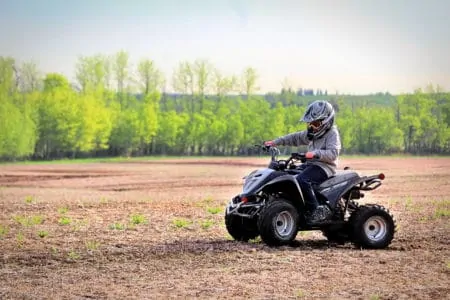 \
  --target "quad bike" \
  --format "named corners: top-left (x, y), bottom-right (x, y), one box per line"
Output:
top-left (225, 145), bottom-right (397, 249)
